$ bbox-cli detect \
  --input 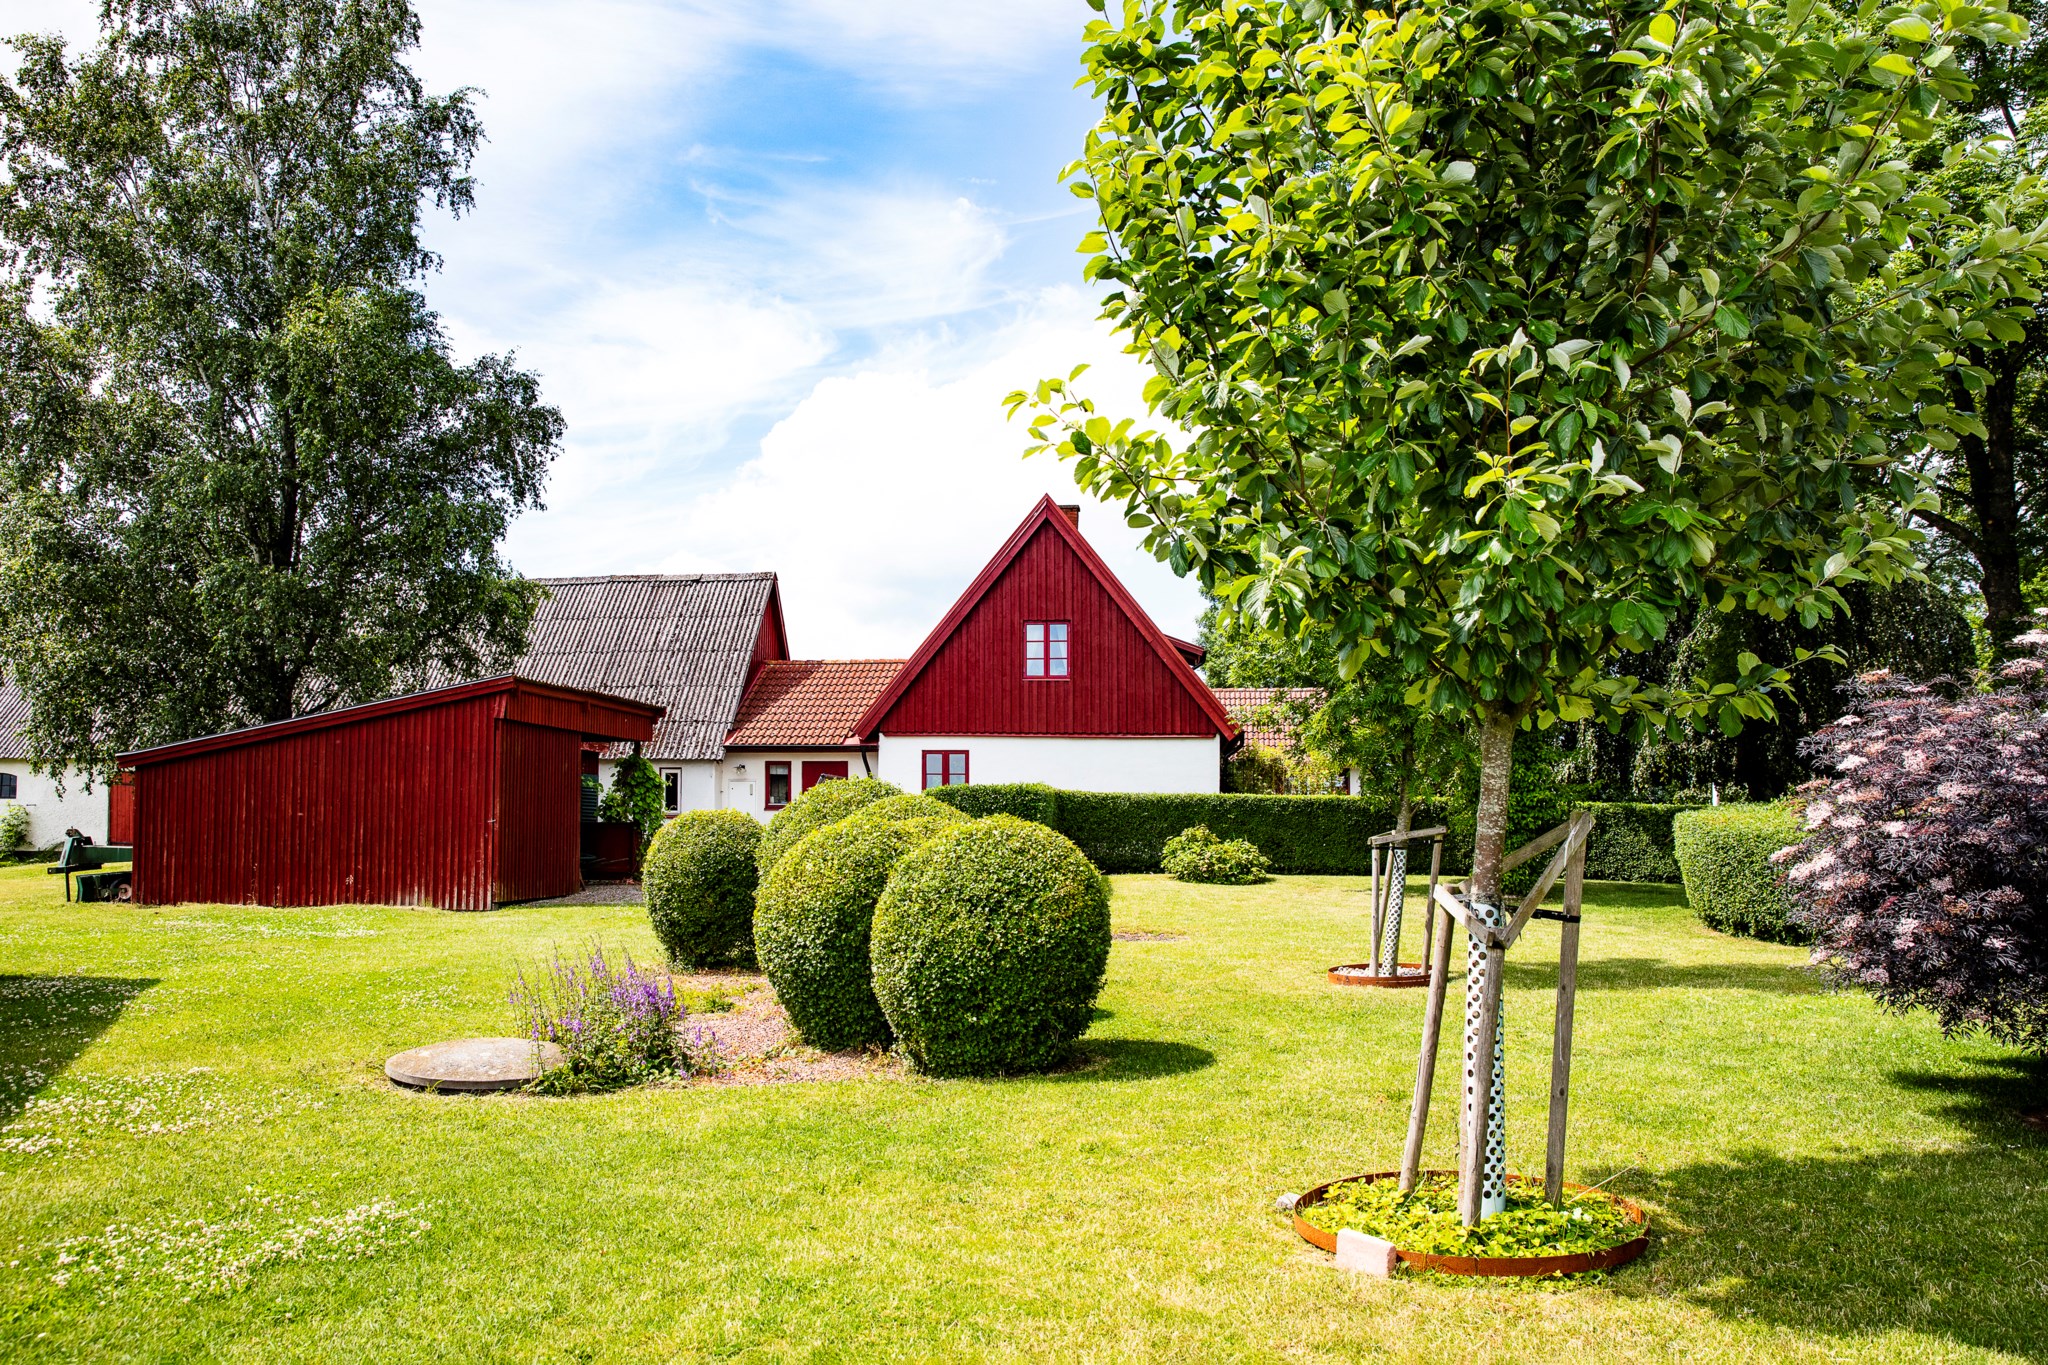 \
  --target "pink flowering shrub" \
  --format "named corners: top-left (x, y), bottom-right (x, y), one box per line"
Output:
top-left (1786, 631), bottom-right (2048, 1052)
